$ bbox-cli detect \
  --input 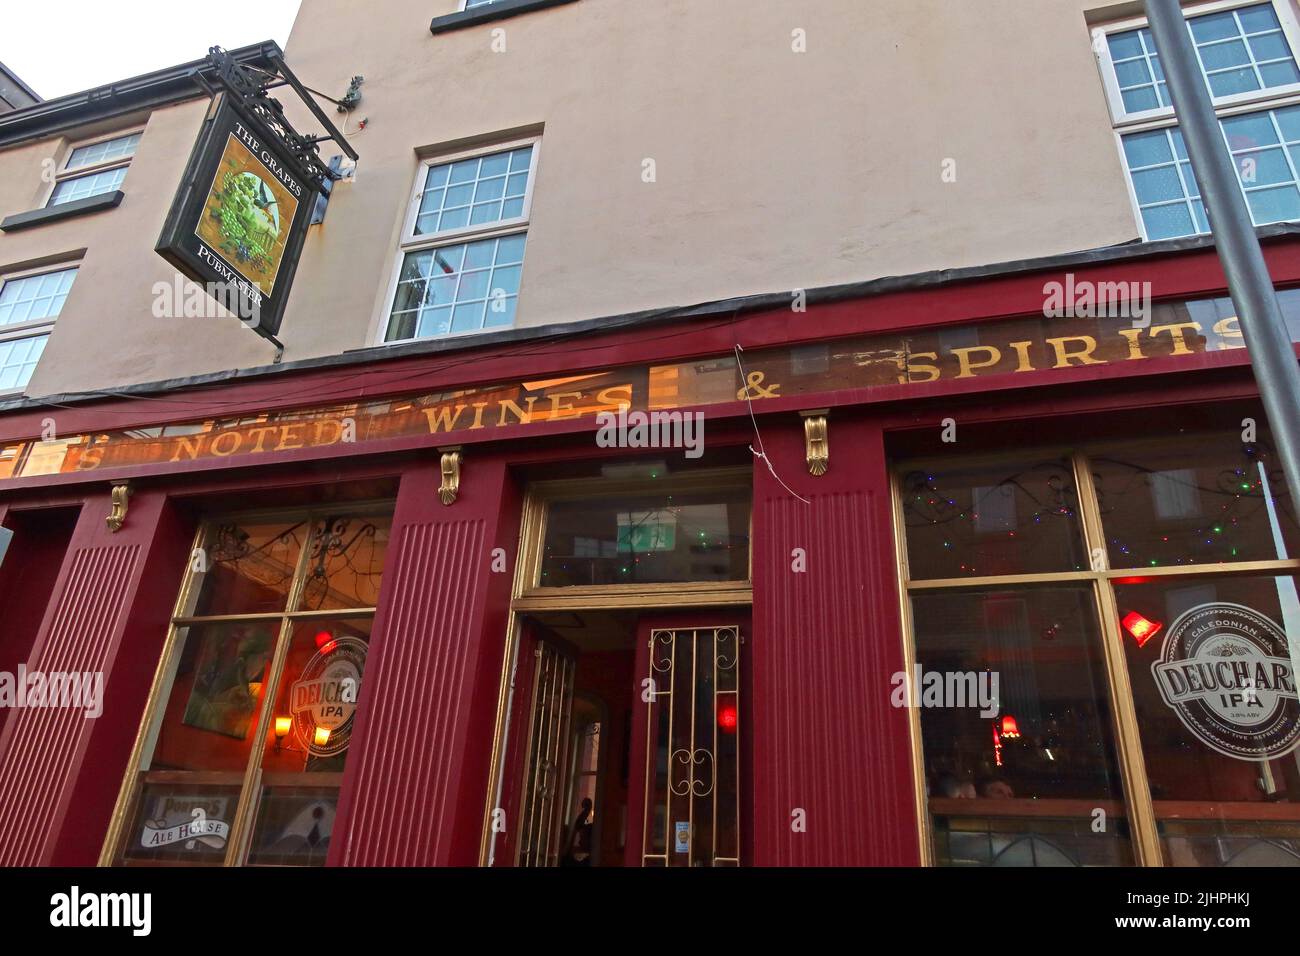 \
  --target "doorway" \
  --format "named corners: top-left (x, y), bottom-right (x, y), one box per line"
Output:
top-left (493, 608), bottom-right (748, 867)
